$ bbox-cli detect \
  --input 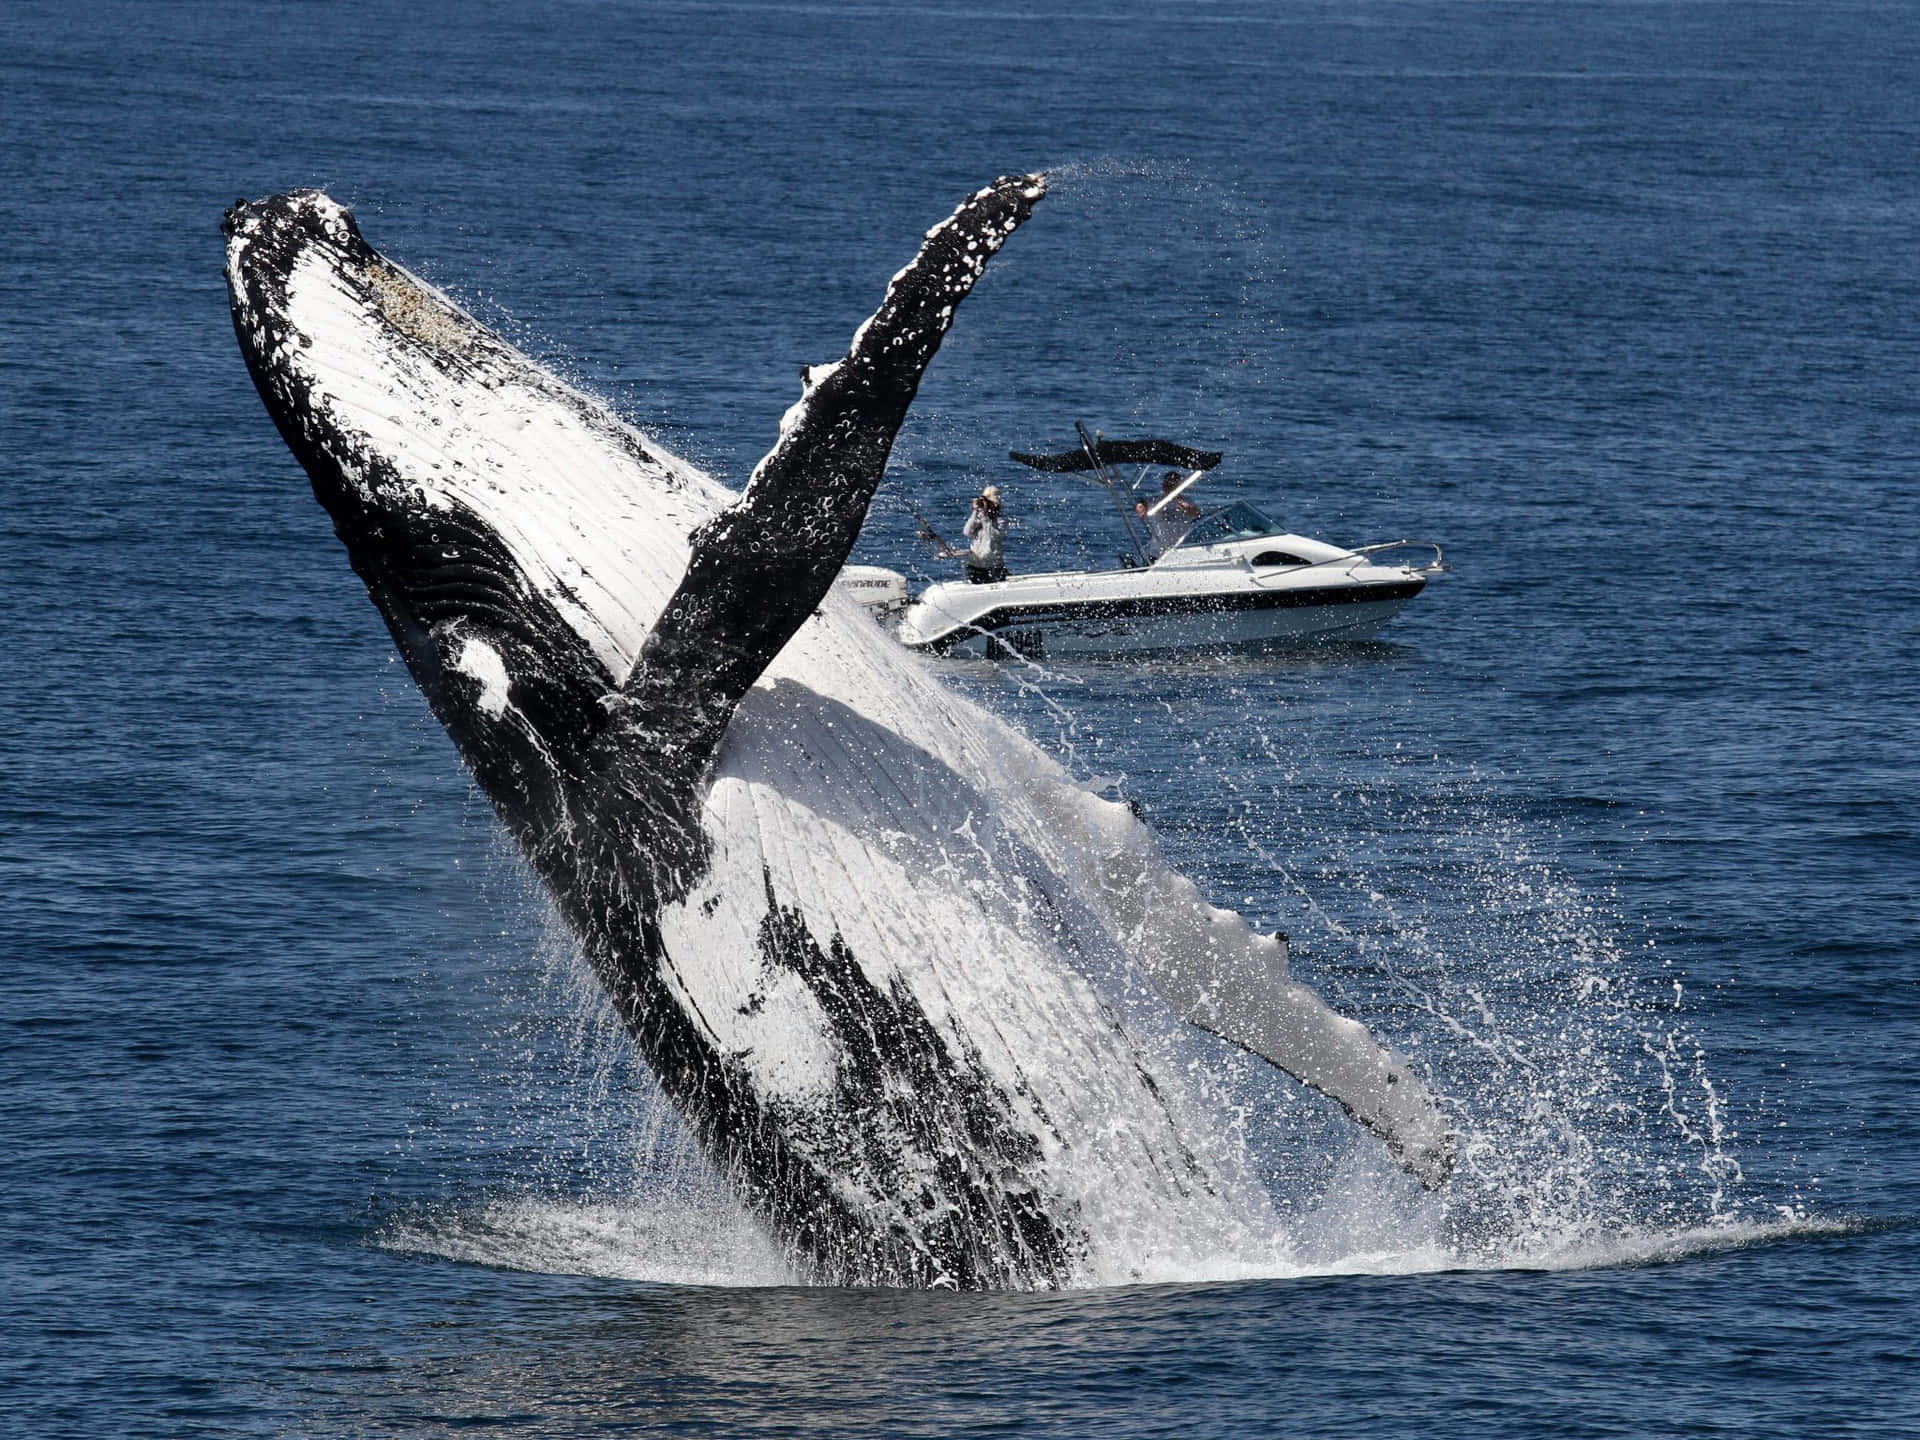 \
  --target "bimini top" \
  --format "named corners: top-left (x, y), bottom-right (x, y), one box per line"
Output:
top-left (1008, 437), bottom-right (1224, 473)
